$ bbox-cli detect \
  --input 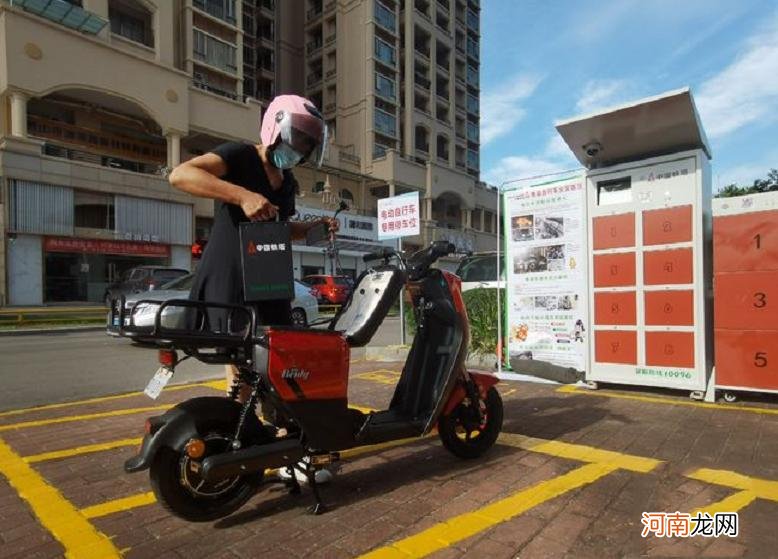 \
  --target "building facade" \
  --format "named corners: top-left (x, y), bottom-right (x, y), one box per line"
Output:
top-left (0, 0), bottom-right (495, 306)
